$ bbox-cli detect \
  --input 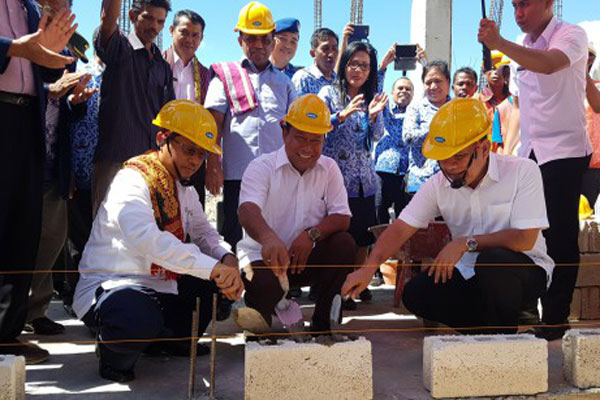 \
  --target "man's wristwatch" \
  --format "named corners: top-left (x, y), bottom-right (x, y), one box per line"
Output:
top-left (306, 227), bottom-right (321, 243)
top-left (466, 236), bottom-right (478, 252)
